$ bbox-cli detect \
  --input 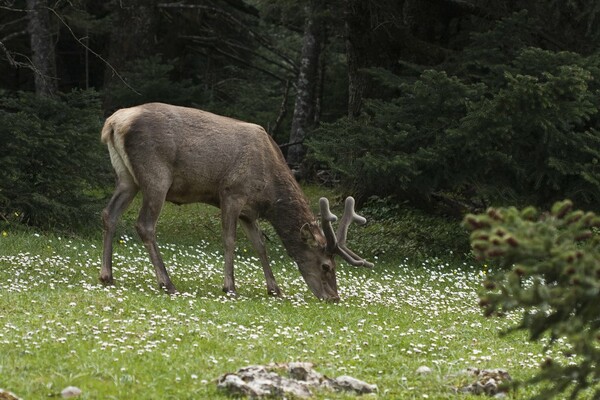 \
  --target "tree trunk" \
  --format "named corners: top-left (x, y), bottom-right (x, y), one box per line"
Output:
top-left (287, 0), bottom-right (323, 170)
top-left (344, 0), bottom-right (450, 118)
top-left (26, 0), bottom-right (57, 97)
top-left (344, 0), bottom-right (371, 119)
top-left (103, 0), bottom-right (158, 112)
